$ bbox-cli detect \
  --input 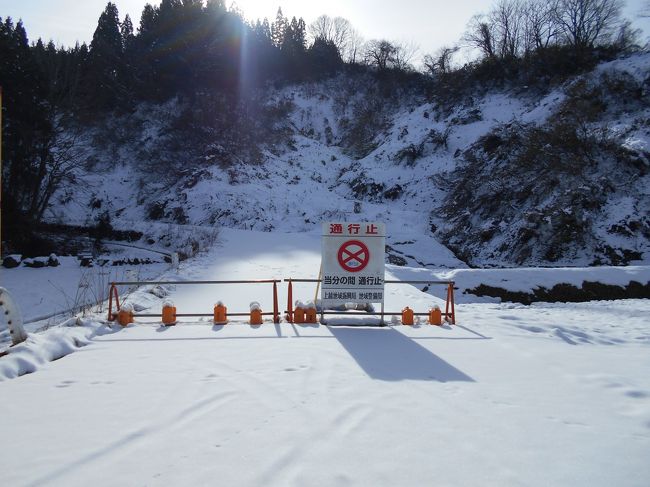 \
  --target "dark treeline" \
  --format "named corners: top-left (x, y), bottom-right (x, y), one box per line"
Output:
top-left (0, 1), bottom-right (346, 247)
top-left (0, 0), bottom-right (641, 254)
